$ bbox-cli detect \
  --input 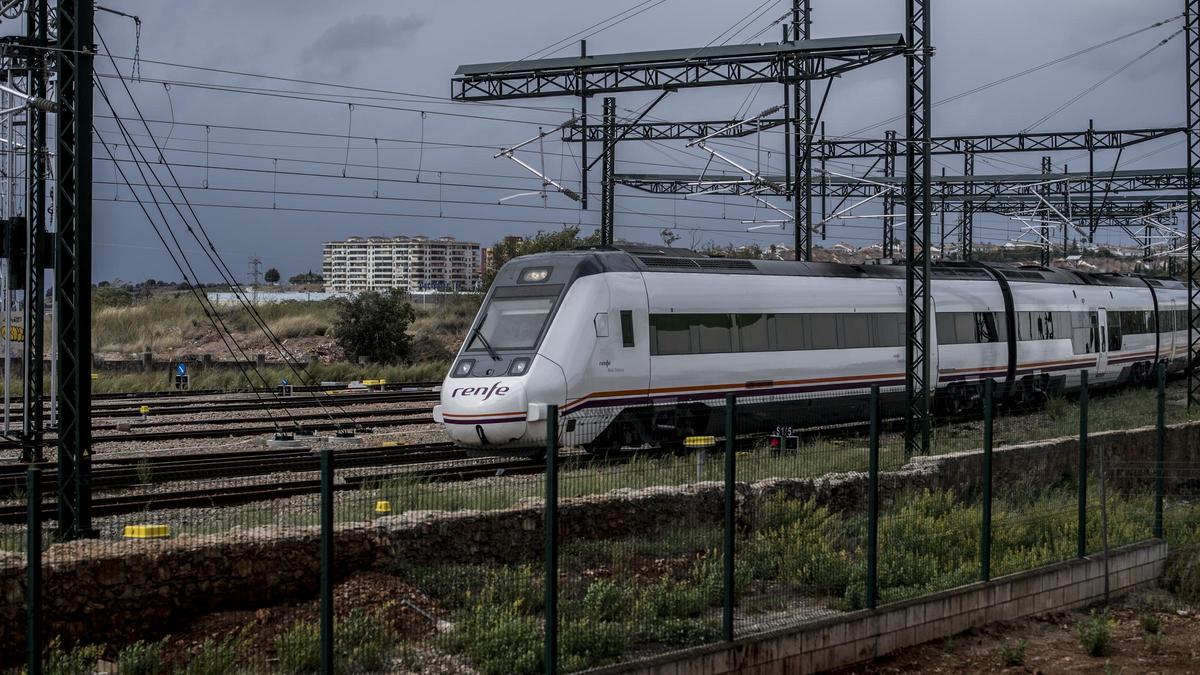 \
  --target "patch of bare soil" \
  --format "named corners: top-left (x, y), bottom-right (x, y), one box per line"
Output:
top-left (159, 571), bottom-right (441, 670)
top-left (833, 591), bottom-right (1200, 674)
